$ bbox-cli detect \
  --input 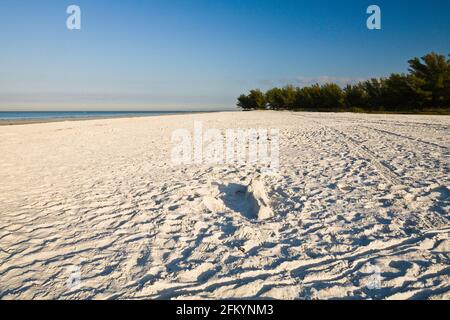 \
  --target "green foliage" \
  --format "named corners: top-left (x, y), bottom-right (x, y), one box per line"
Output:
top-left (344, 84), bottom-right (368, 108)
top-left (266, 86), bottom-right (296, 110)
top-left (444, 54), bottom-right (450, 108)
top-left (236, 52), bottom-right (450, 113)
top-left (408, 52), bottom-right (448, 107)
top-left (237, 89), bottom-right (266, 110)
top-left (294, 85), bottom-right (321, 109)
top-left (319, 83), bottom-right (344, 110)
